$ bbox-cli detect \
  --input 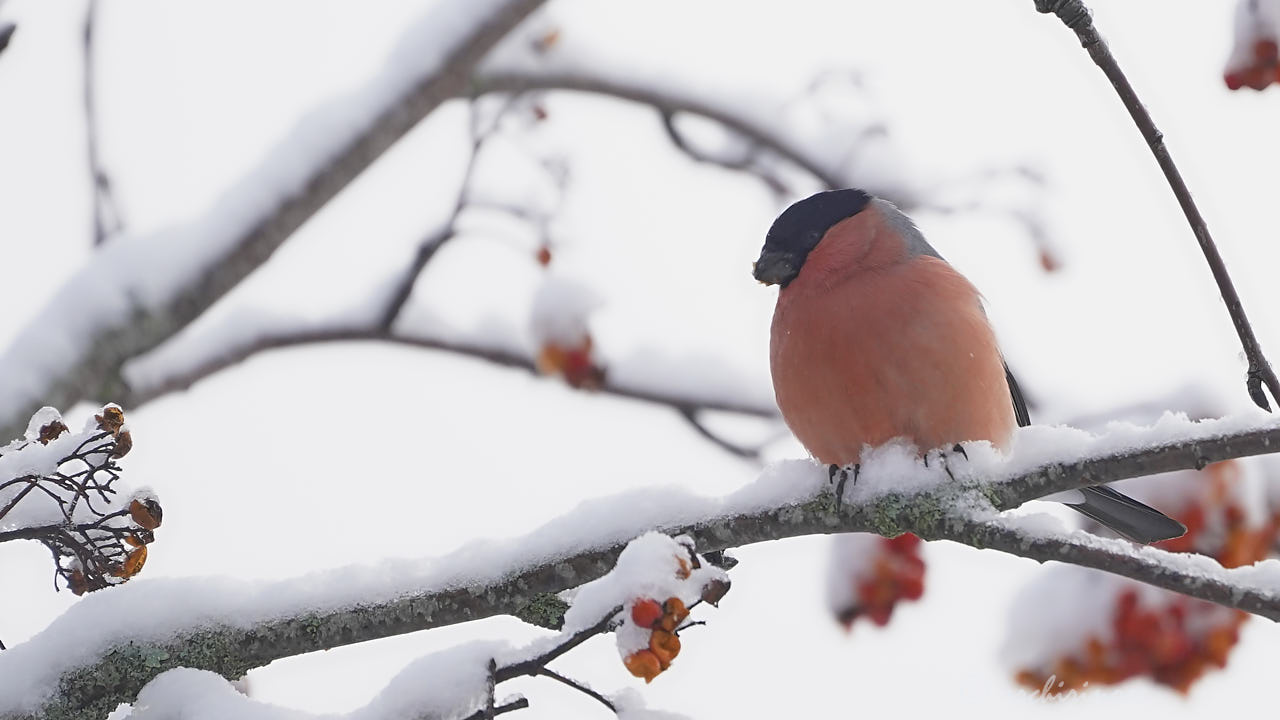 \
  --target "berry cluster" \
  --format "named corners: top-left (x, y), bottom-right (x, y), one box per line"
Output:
top-left (623, 597), bottom-right (691, 683)
top-left (834, 533), bottom-right (926, 630)
top-left (1016, 460), bottom-right (1274, 694)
